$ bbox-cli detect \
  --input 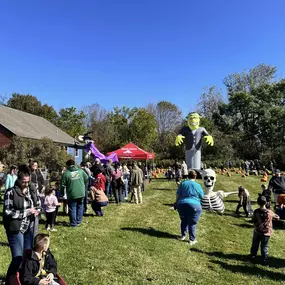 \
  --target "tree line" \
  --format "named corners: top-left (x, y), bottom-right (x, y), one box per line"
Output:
top-left (1, 63), bottom-right (285, 170)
